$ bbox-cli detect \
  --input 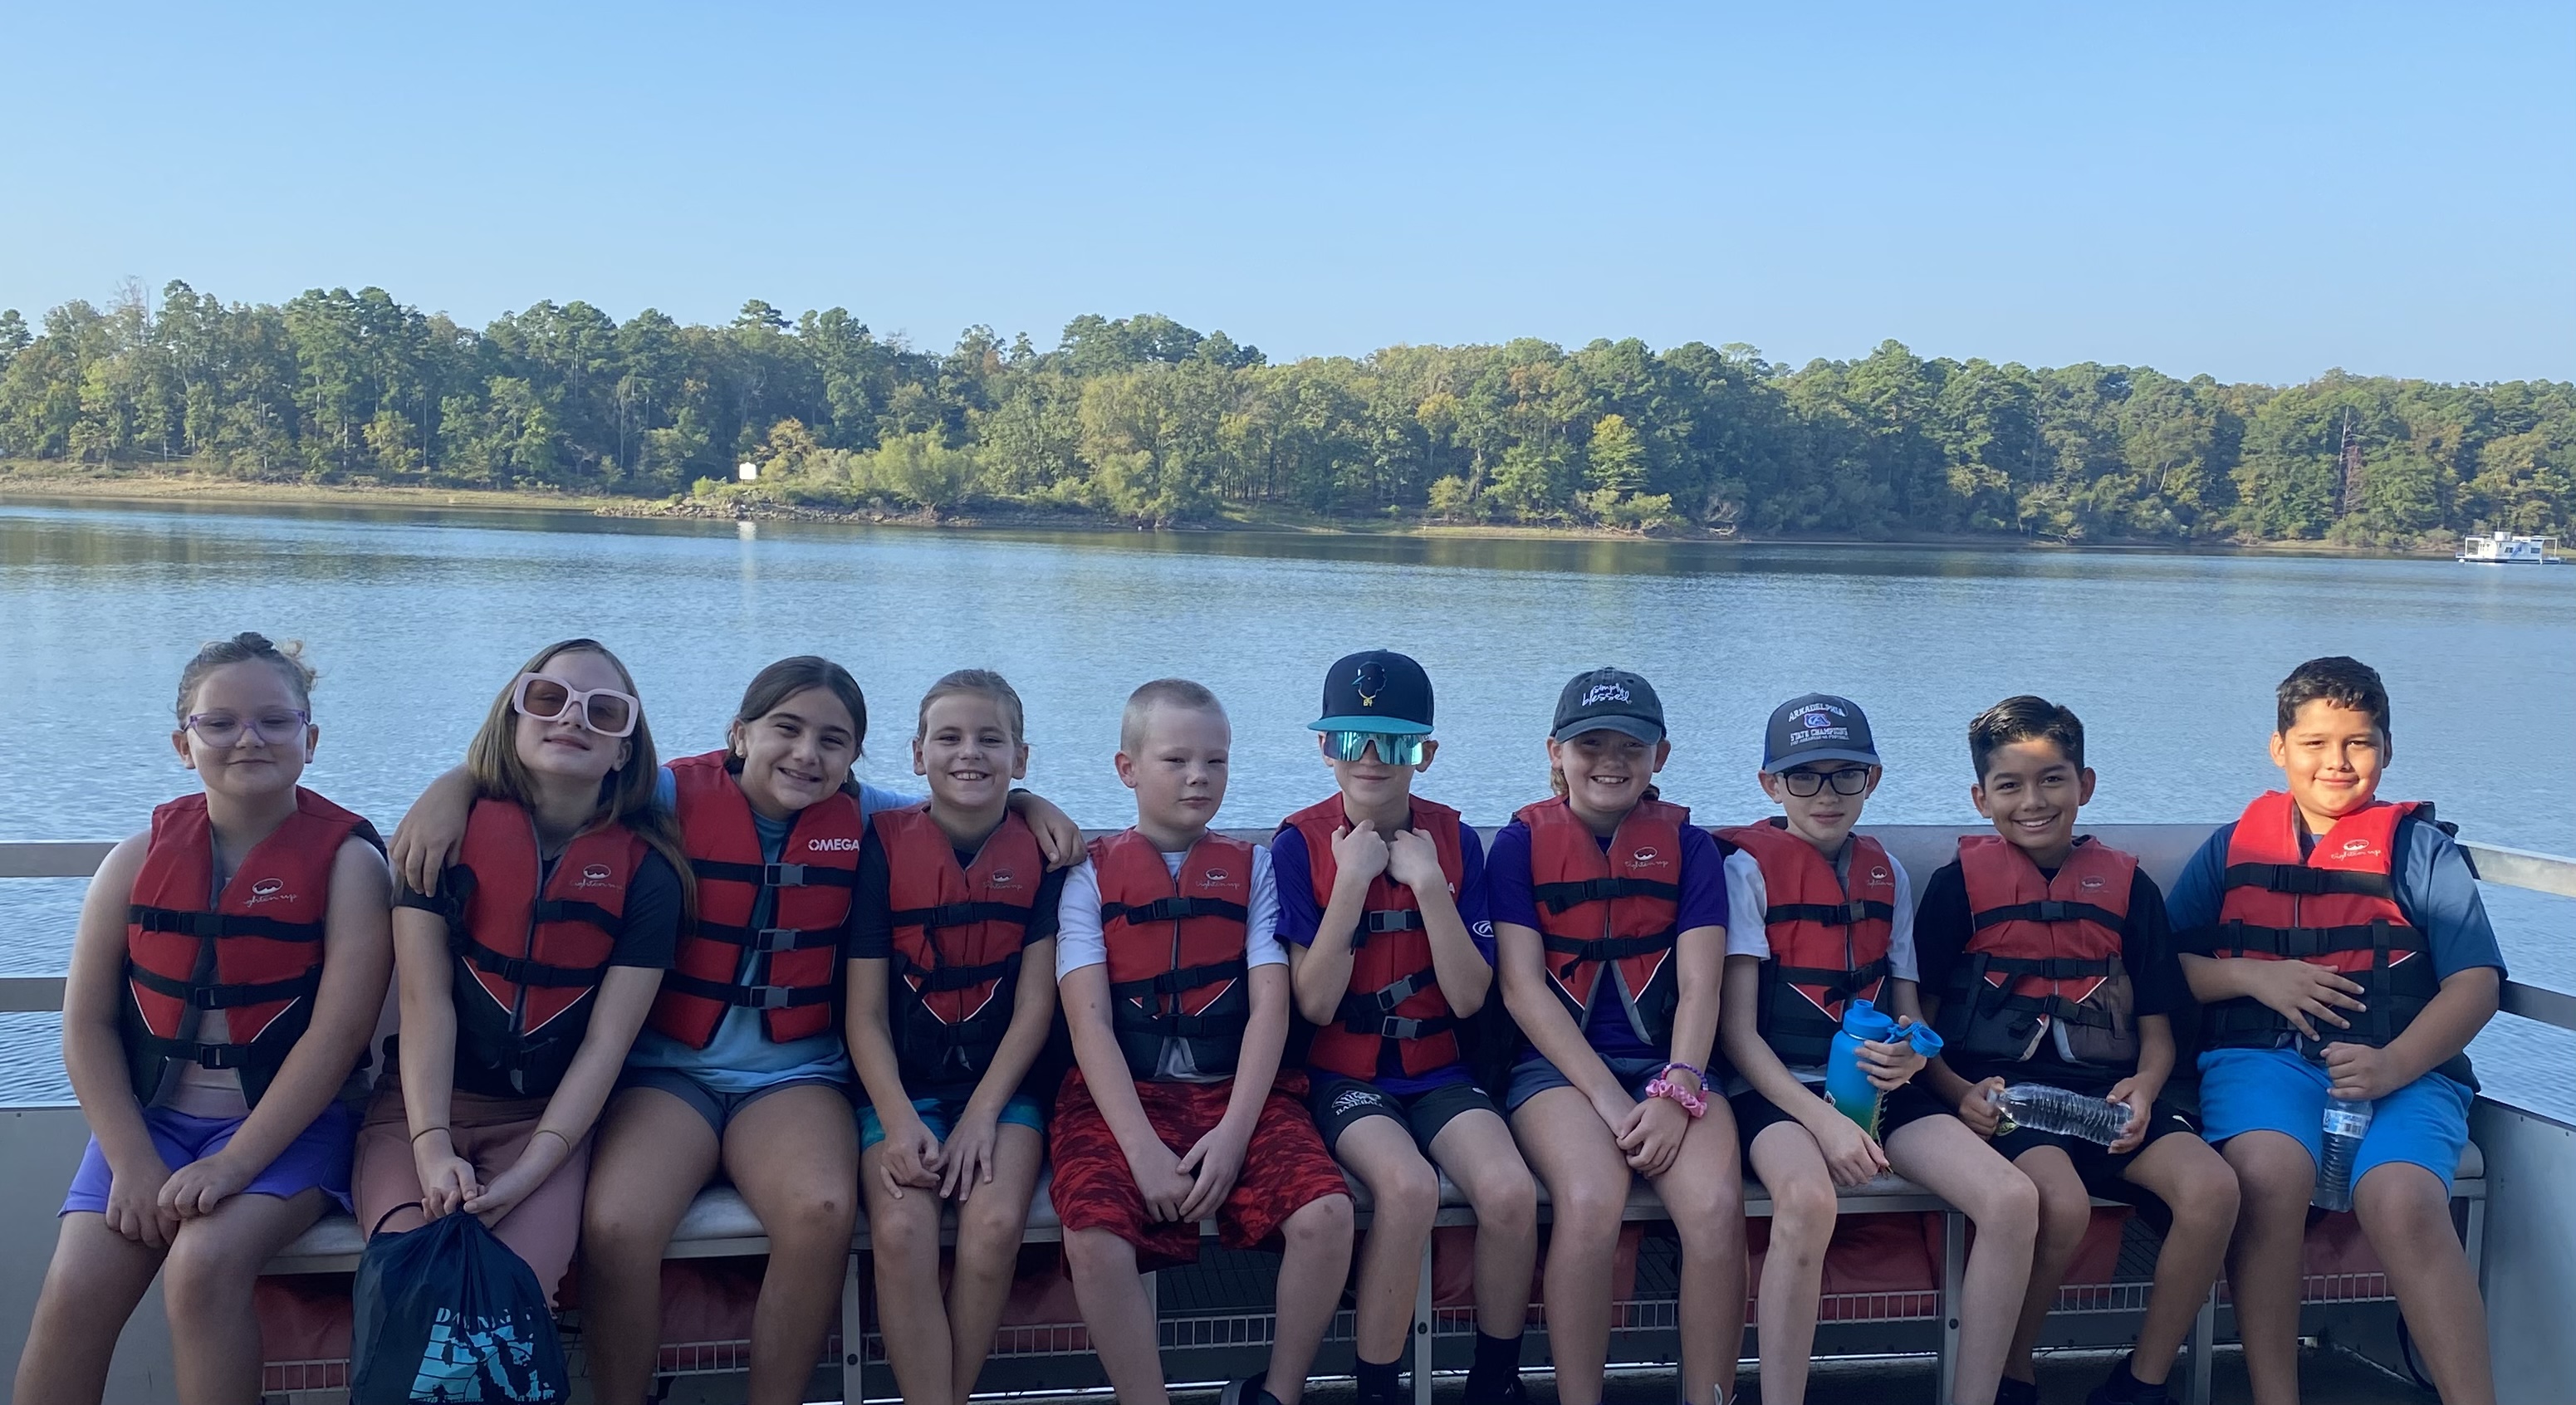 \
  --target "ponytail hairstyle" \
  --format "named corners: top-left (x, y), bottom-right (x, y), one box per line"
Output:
top-left (727, 656), bottom-right (870, 793)
top-left (175, 631), bottom-right (316, 722)
top-left (463, 639), bottom-right (693, 913)
top-left (916, 668), bottom-right (1027, 745)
